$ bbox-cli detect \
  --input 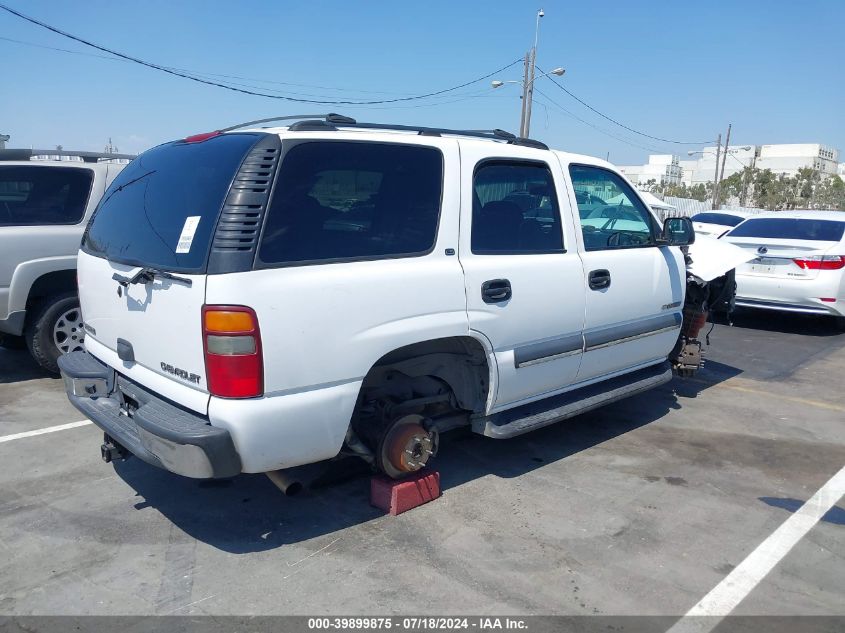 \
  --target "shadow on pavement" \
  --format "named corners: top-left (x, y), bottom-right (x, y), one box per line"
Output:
top-left (670, 359), bottom-right (743, 399)
top-left (111, 375), bottom-right (734, 554)
top-left (713, 309), bottom-right (843, 338)
top-left (0, 347), bottom-right (53, 384)
top-left (759, 496), bottom-right (845, 526)
top-left (704, 309), bottom-right (845, 381)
